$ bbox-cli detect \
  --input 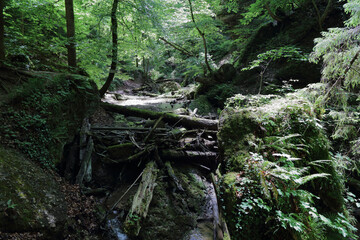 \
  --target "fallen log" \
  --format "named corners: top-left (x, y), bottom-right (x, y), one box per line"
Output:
top-left (91, 126), bottom-right (168, 132)
top-left (144, 115), bottom-right (164, 143)
top-left (160, 149), bottom-right (218, 170)
top-left (107, 142), bottom-right (139, 159)
top-left (101, 102), bottom-right (218, 130)
top-left (124, 161), bottom-right (158, 236)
